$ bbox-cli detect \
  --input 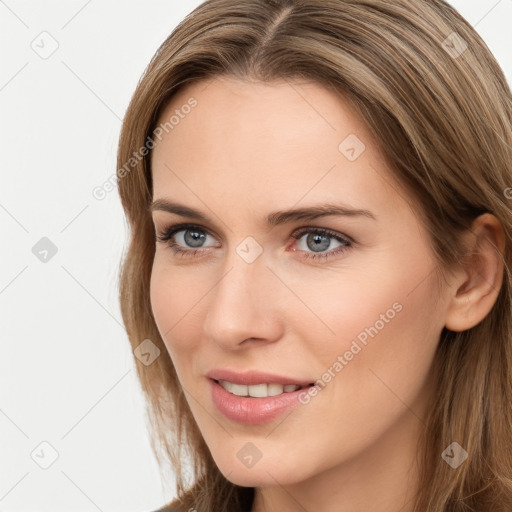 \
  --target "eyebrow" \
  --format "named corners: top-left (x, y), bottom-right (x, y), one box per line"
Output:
top-left (149, 199), bottom-right (376, 227)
